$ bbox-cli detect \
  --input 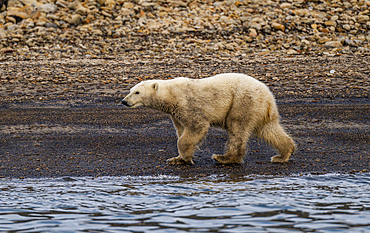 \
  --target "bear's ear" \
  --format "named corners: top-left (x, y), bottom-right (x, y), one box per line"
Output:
top-left (151, 83), bottom-right (158, 91)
